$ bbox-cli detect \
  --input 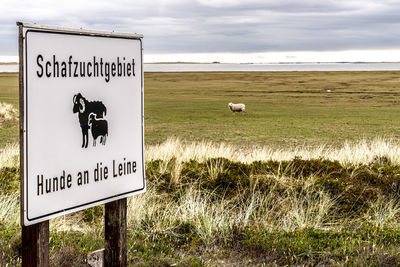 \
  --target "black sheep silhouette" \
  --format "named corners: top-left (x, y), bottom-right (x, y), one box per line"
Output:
top-left (88, 113), bottom-right (108, 146)
top-left (73, 93), bottom-right (107, 148)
